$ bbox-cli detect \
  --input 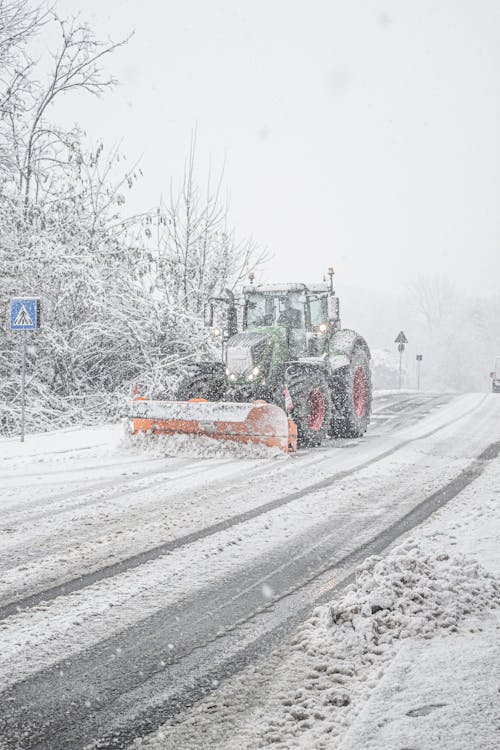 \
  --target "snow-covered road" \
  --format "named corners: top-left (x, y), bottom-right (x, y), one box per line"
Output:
top-left (0, 391), bottom-right (498, 749)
